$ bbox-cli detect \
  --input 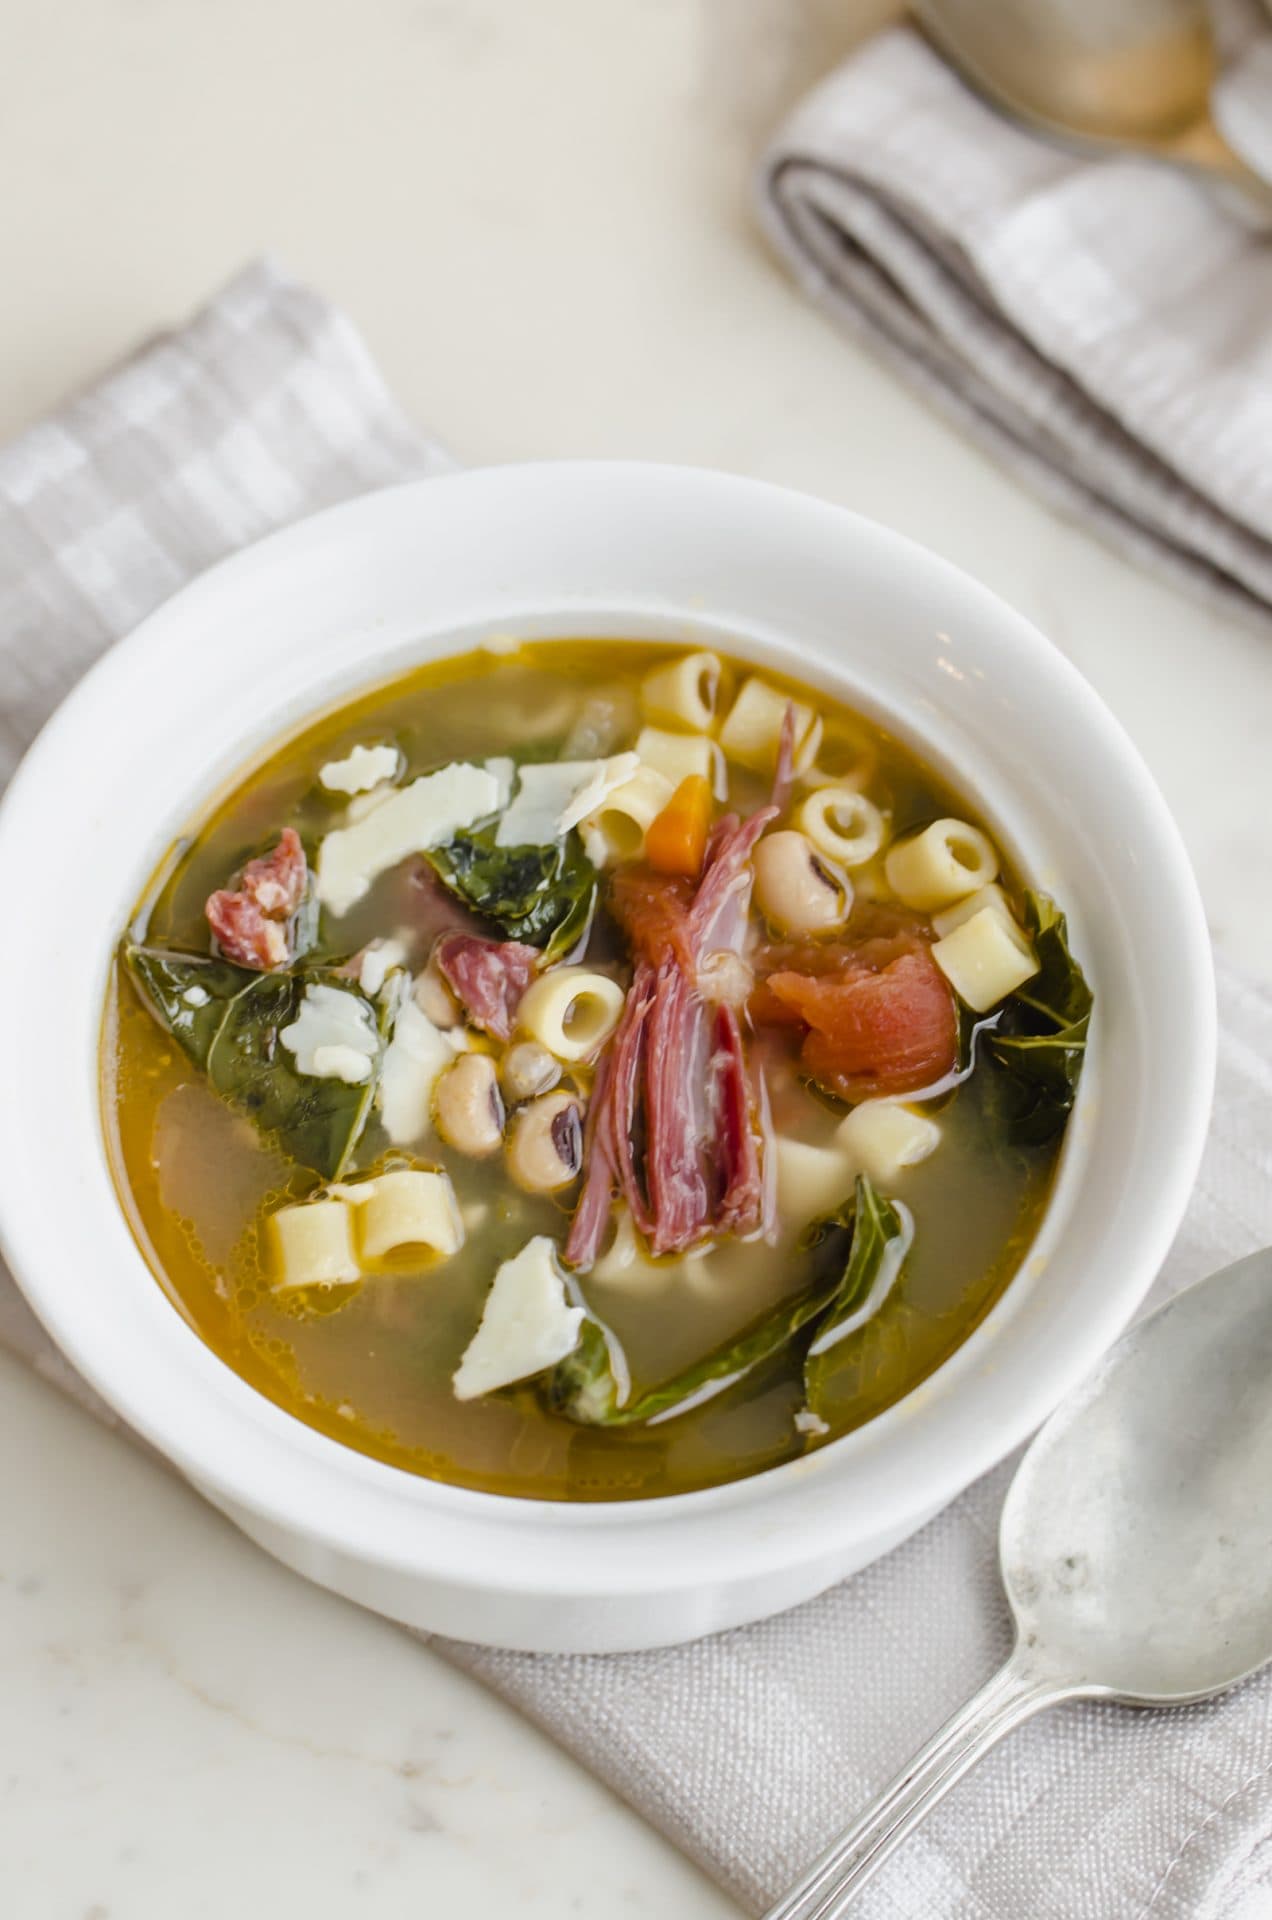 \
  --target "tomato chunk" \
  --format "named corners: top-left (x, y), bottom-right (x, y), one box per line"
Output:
top-left (757, 946), bottom-right (957, 1102)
